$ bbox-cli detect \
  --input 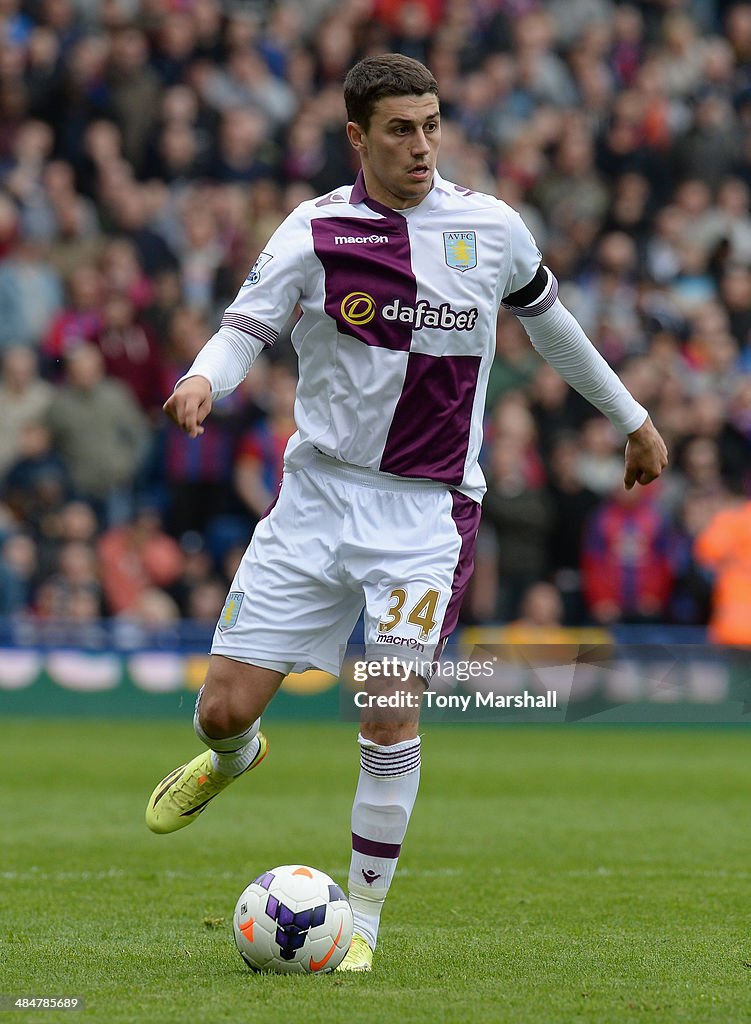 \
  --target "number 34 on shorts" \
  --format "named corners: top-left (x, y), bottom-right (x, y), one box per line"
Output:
top-left (377, 586), bottom-right (442, 644)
